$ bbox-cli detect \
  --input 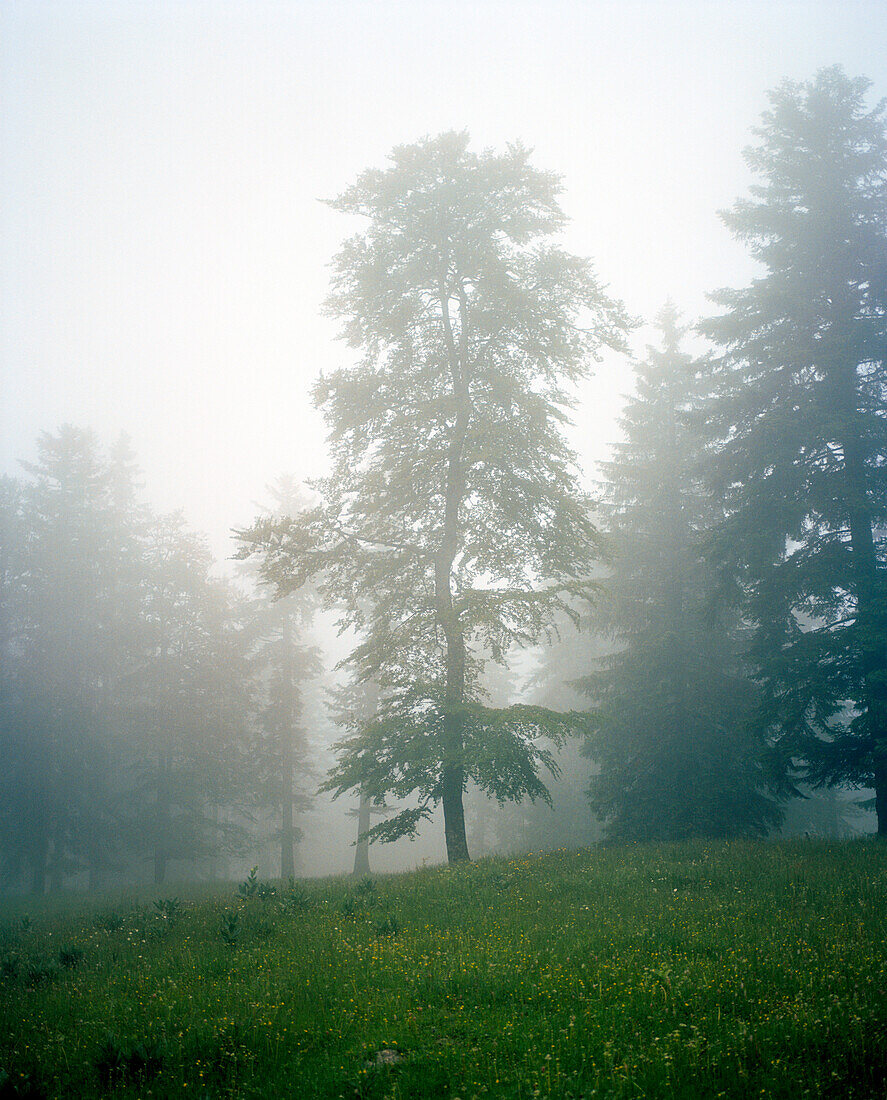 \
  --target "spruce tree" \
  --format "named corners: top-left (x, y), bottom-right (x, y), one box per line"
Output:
top-left (238, 477), bottom-right (321, 879)
top-left (700, 69), bottom-right (887, 831)
top-left (583, 307), bottom-right (781, 841)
